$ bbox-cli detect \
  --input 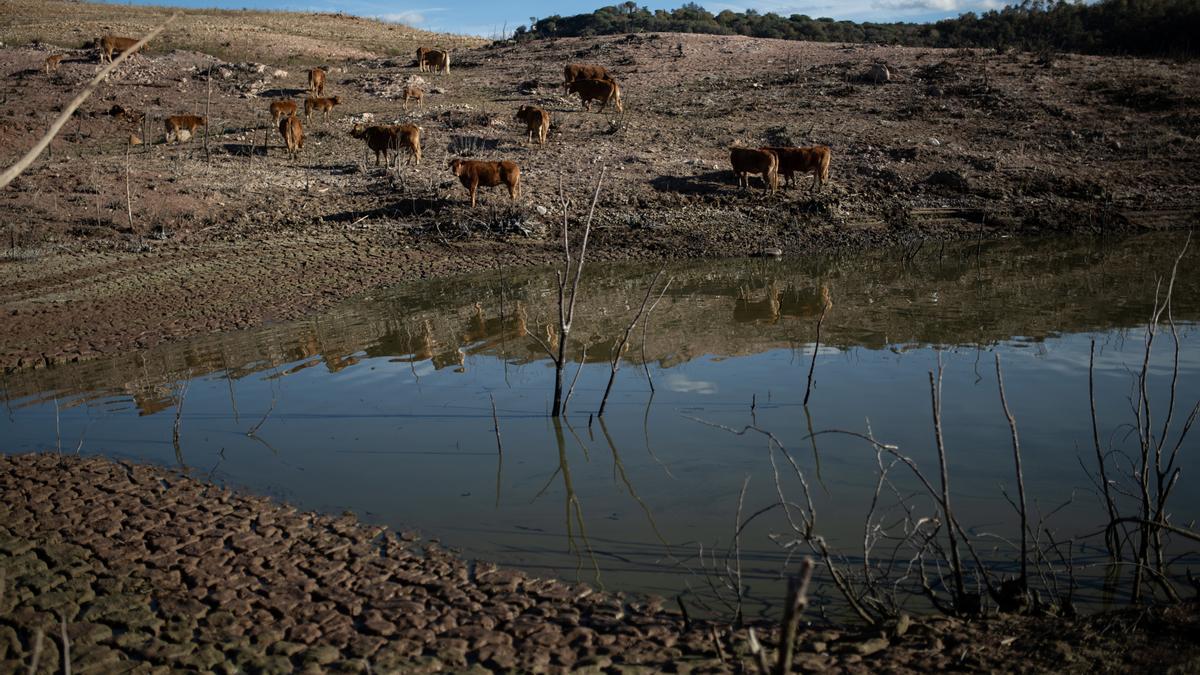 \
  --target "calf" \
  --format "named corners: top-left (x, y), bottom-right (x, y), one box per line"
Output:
top-left (567, 78), bottom-right (623, 113)
top-left (421, 49), bottom-right (450, 74)
top-left (304, 95), bottom-right (341, 123)
top-left (350, 124), bottom-right (422, 167)
top-left (403, 86), bottom-right (424, 110)
top-left (96, 36), bottom-right (139, 63)
top-left (44, 54), bottom-right (63, 74)
top-left (563, 64), bottom-right (612, 92)
top-left (448, 159), bottom-right (521, 207)
top-left (308, 68), bottom-right (326, 96)
top-left (279, 114), bottom-right (304, 159)
top-left (763, 146), bottom-right (831, 192)
top-left (729, 147), bottom-right (778, 193)
top-left (269, 99), bottom-right (298, 125)
top-left (514, 105), bottom-right (550, 144)
top-left (164, 115), bottom-right (206, 144)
